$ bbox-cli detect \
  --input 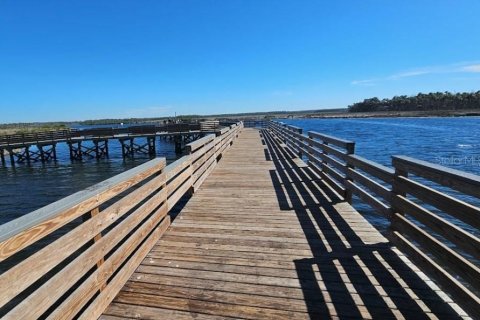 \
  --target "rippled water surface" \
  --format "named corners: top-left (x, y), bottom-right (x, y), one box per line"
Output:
top-left (281, 117), bottom-right (480, 232)
top-left (282, 117), bottom-right (480, 173)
